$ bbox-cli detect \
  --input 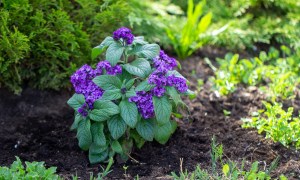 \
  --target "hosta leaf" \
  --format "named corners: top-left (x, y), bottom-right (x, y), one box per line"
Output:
top-left (136, 119), bottom-right (154, 141)
top-left (106, 42), bottom-right (124, 66)
top-left (107, 115), bottom-right (127, 140)
top-left (131, 44), bottom-right (160, 59)
top-left (89, 143), bottom-right (108, 164)
top-left (123, 58), bottom-right (151, 78)
top-left (154, 121), bottom-right (176, 144)
top-left (77, 119), bottom-right (92, 150)
top-left (93, 75), bottom-right (122, 90)
top-left (101, 89), bottom-right (122, 100)
top-left (67, 94), bottom-right (85, 110)
top-left (111, 140), bottom-right (123, 154)
top-left (135, 80), bottom-right (155, 91)
top-left (119, 99), bottom-right (138, 128)
top-left (89, 100), bottom-right (120, 121)
top-left (91, 122), bottom-right (106, 146)
top-left (153, 96), bottom-right (172, 125)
